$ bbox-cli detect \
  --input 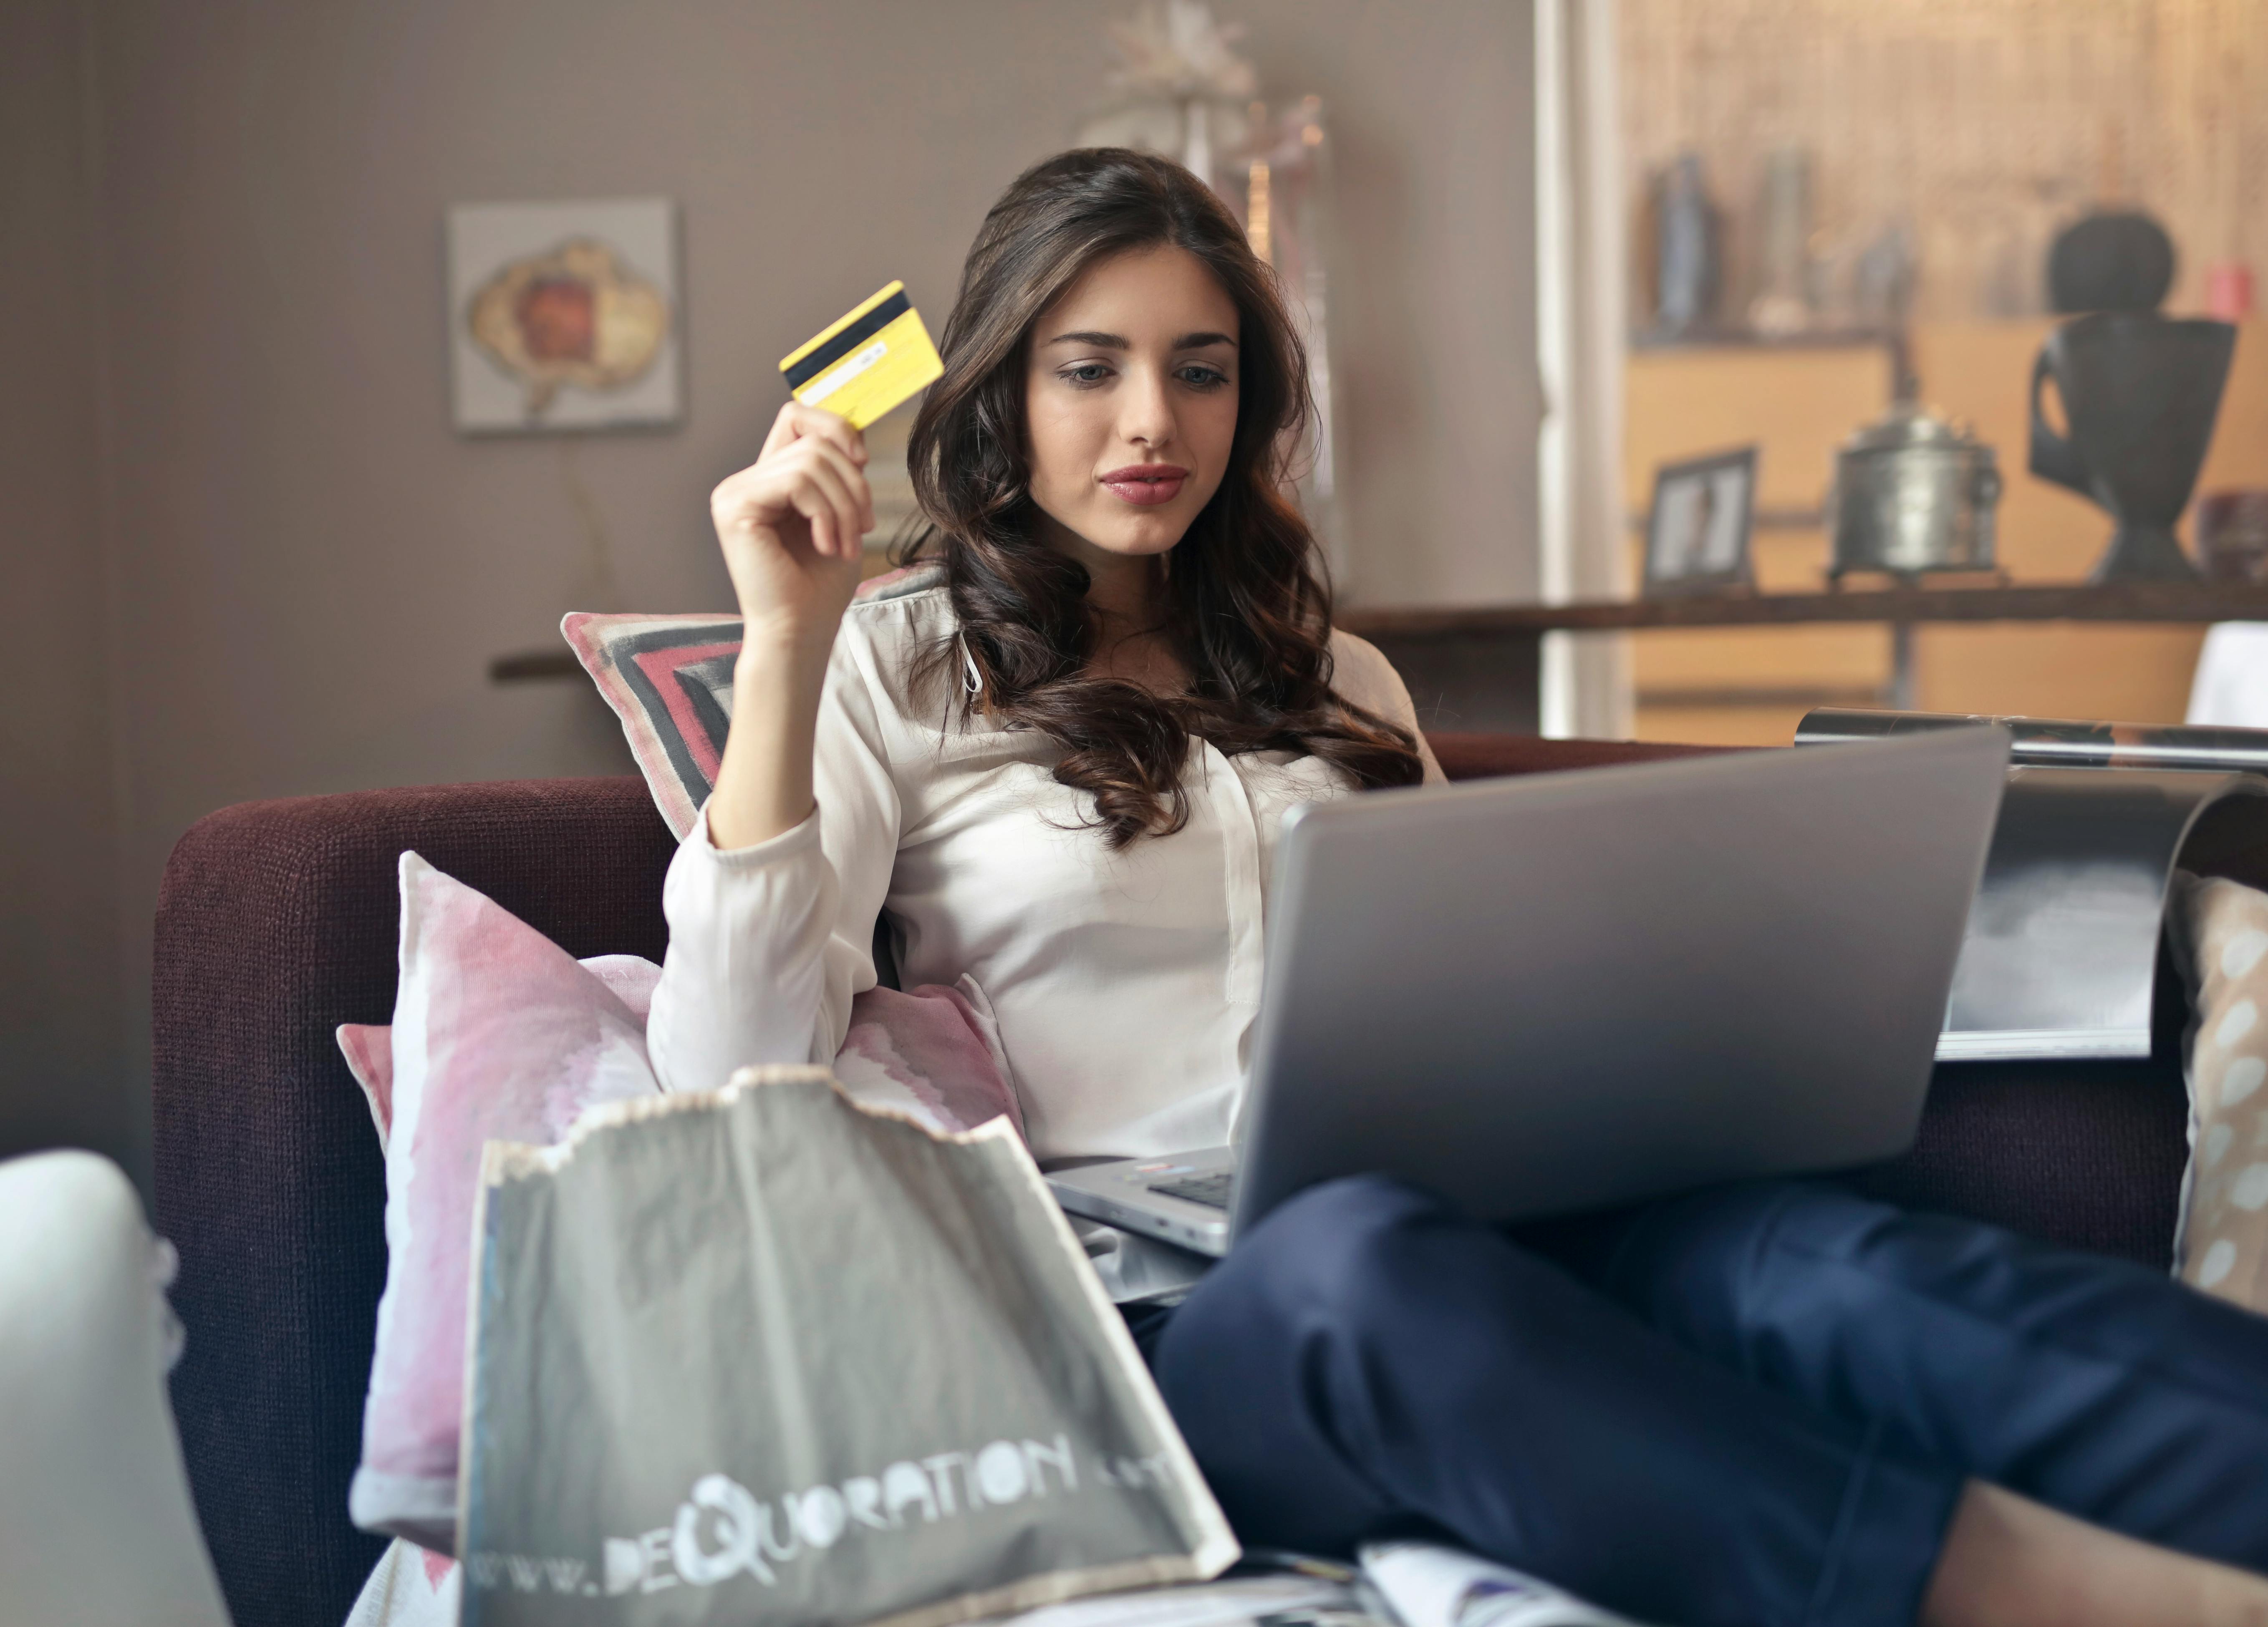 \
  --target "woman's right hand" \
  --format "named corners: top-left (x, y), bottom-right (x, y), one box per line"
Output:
top-left (709, 400), bottom-right (875, 654)
top-left (701, 401), bottom-right (876, 851)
